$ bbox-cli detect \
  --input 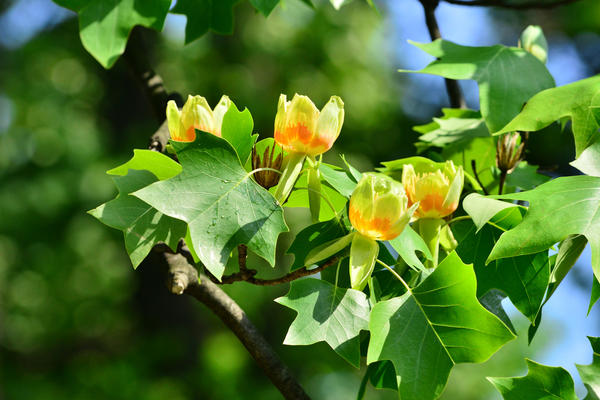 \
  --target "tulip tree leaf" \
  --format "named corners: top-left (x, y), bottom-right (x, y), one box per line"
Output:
top-left (403, 39), bottom-right (555, 133)
top-left (488, 360), bottom-right (578, 400)
top-left (133, 132), bottom-right (288, 280)
top-left (77, 0), bottom-right (171, 68)
top-left (505, 162), bottom-right (550, 191)
top-left (487, 176), bottom-right (600, 283)
top-left (88, 150), bottom-right (186, 268)
top-left (275, 278), bottom-right (370, 368)
top-left (287, 219), bottom-right (347, 271)
top-left (319, 163), bottom-right (360, 198)
top-left (388, 225), bottom-right (432, 272)
top-left (221, 104), bottom-right (256, 165)
top-left (576, 337), bottom-right (600, 400)
top-left (497, 75), bottom-right (600, 157)
top-left (367, 252), bottom-right (515, 400)
top-left (452, 209), bottom-right (551, 323)
top-left (249, 0), bottom-right (280, 15)
top-left (572, 141), bottom-right (600, 177)
top-left (415, 114), bottom-right (489, 152)
top-left (171, 0), bottom-right (239, 44)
